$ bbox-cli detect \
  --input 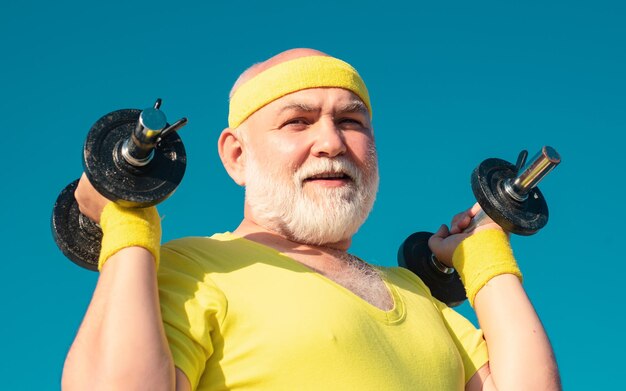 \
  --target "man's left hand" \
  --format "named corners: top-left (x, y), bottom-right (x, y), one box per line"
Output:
top-left (428, 203), bottom-right (505, 267)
